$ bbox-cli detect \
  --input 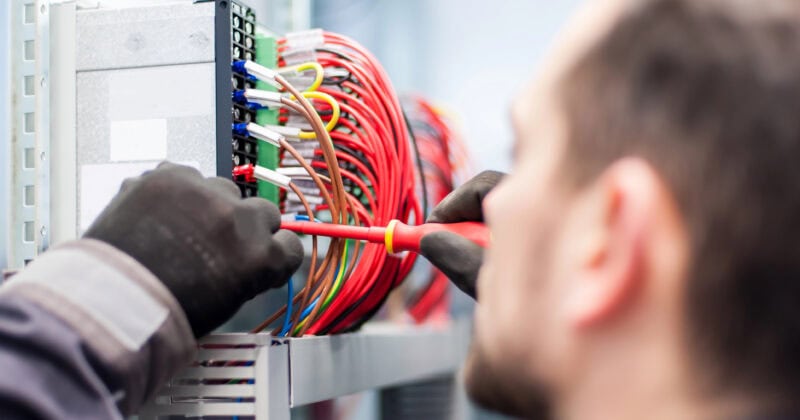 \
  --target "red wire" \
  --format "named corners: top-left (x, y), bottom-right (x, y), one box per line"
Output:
top-left (277, 32), bottom-right (427, 334)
